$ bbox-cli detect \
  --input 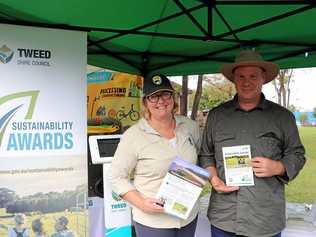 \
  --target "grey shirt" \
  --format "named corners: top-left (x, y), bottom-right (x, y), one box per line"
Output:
top-left (199, 94), bottom-right (306, 237)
